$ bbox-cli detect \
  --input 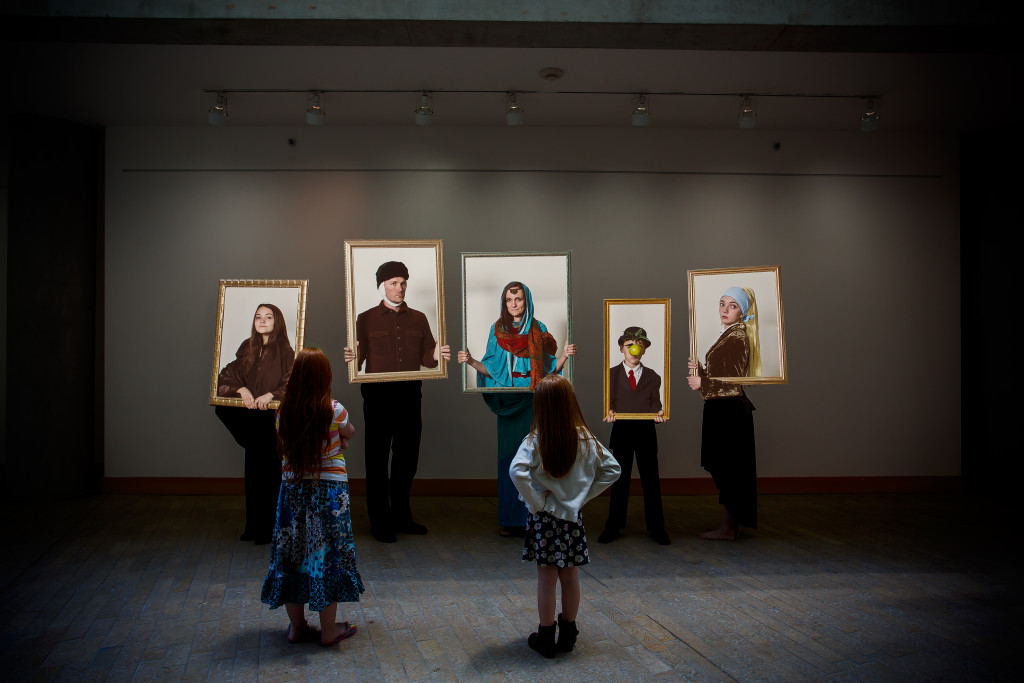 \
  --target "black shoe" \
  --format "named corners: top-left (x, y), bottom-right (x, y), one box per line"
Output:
top-left (528, 623), bottom-right (557, 658)
top-left (239, 531), bottom-right (254, 542)
top-left (254, 535), bottom-right (273, 546)
top-left (556, 613), bottom-right (578, 653)
top-left (597, 526), bottom-right (618, 544)
top-left (500, 525), bottom-right (525, 538)
top-left (371, 528), bottom-right (397, 543)
top-left (397, 521), bottom-right (428, 535)
top-left (651, 530), bottom-right (671, 546)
